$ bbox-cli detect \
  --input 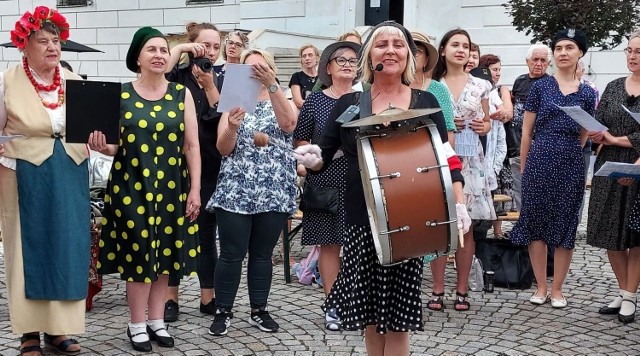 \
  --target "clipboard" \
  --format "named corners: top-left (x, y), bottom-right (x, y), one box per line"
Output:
top-left (65, 79), bottom-right (120, 144)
